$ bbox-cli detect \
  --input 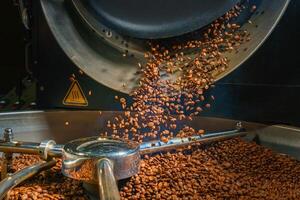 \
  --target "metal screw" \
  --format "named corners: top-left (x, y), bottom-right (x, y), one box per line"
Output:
top-left (1, 128), bottom-right (14, 182)
top-left (3, 128), bottom-right (13, 142)
top-left (106, 30), bottom-right (112, 38)
top-left (236, 122), bottom-right (243, 131)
